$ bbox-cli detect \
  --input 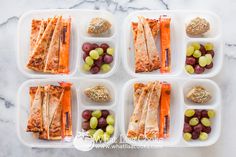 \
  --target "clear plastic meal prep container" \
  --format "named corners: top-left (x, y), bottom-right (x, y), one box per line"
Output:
top-left (17, 9), bottom-right (118, 78)
top-left (16, 9), bottom-right (222, 150)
